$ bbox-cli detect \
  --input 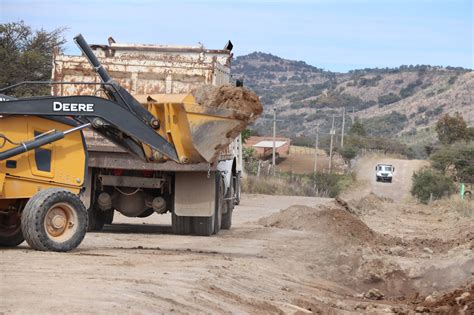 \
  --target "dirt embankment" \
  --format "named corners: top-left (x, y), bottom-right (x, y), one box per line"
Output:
top-left (256, 198), bottom-right (474, 313)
